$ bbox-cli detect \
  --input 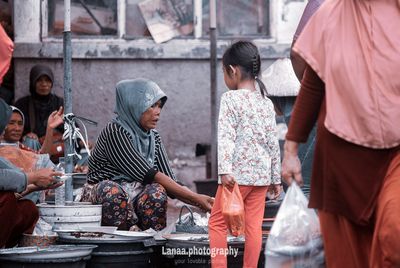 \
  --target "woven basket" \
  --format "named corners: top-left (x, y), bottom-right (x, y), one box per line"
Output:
top-left (175, 205), bottom-right (208, 234)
